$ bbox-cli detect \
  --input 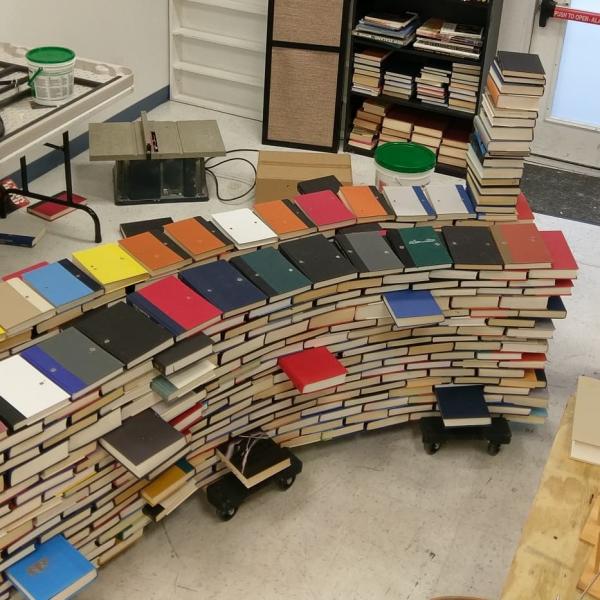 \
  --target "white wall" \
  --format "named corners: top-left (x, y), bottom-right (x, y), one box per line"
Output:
top-left (498, 0), bottom-right (537, 52)
top-left (0, 0), bottom-right (169, 174)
